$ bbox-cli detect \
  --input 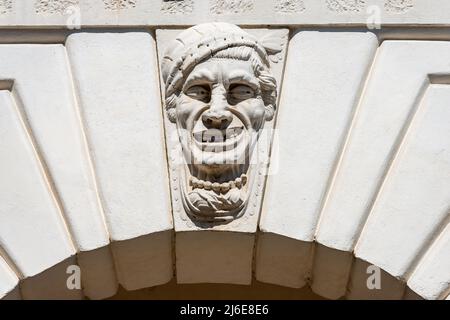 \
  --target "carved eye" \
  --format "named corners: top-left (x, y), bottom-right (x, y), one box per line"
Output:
top-left (185, 85), bottom-right (210, 102)
top-left (229, 85), bottom-right (255, 101)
